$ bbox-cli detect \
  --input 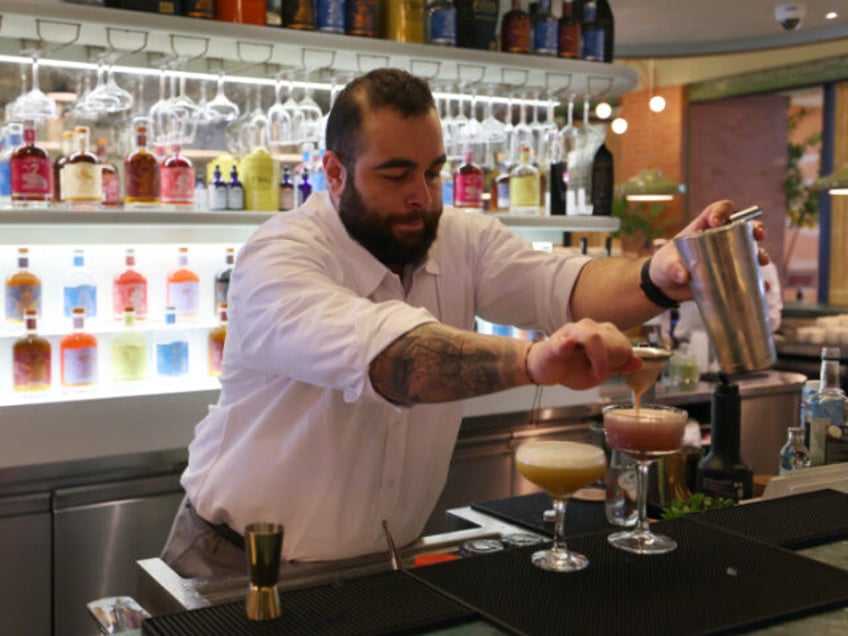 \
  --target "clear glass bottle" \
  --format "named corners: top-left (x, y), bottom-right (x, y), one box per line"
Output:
top-left (124, 118), bottom-right (161, 209)
top-left (209, 164), bottom-right (228, 211)
top-left (509, 146), bottom-right (541, 216)
top-left (808, 347), bottom-right (847, 466)
top-left (111, 307), bottom-right (148, 381)
top-left (605, 448), bottom-right (638, 527)
top-left (155, 307), bottom-right (189, 378)
top-left (531, 0), bottom-right (557, 56)
top-left (427, 0), bottom-right (457, 46)
top-left (11, 120), bottom-right (52, 209)
top-left (64, 126), bottom-right (102, 210)
top-left (62, 248), bottom-right (97, 319)
top-left (113, 248), bottom-right (148, 321)
top-left (60, 307), bottom-right (98, 387)
top-left (13, 308), bottom-right (52, 392)
top-left (779, 427), bottom-right (811, 475)
top-left (6, 247), bottom-right (42, 323)
top-left (209, 302), bottom-right (228, 377)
